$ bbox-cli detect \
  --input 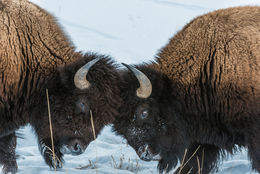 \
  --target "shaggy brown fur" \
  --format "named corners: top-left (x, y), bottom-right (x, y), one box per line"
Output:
top-left (113, 6), bottom-right (260, 174)
top-left (0, 0), bottom-right (121, 173)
